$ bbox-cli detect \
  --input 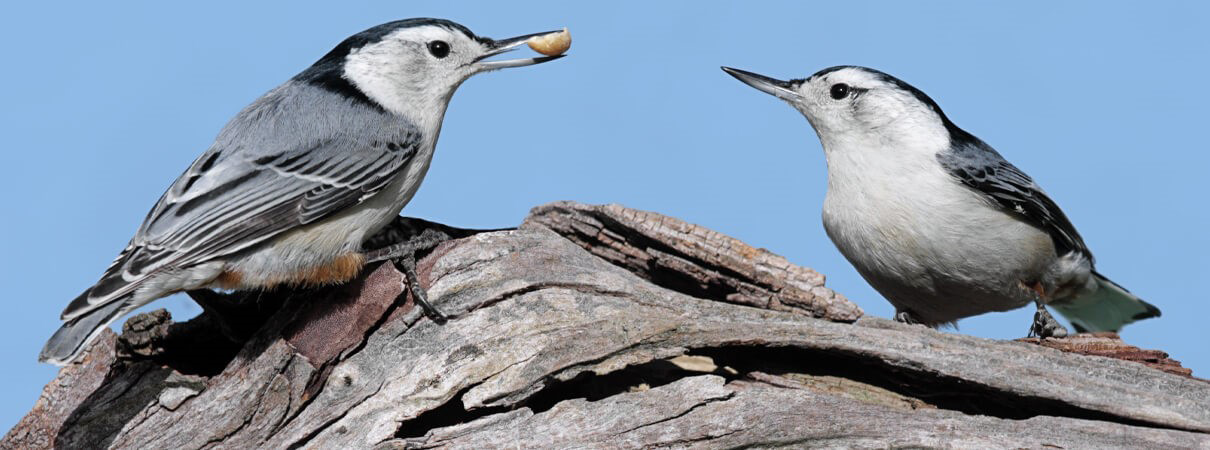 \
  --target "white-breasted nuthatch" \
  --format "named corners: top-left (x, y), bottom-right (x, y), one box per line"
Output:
top-left (41, 18), bottom-right (566, 365)
top-left (723, 65), bottom-right (1159, 337)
